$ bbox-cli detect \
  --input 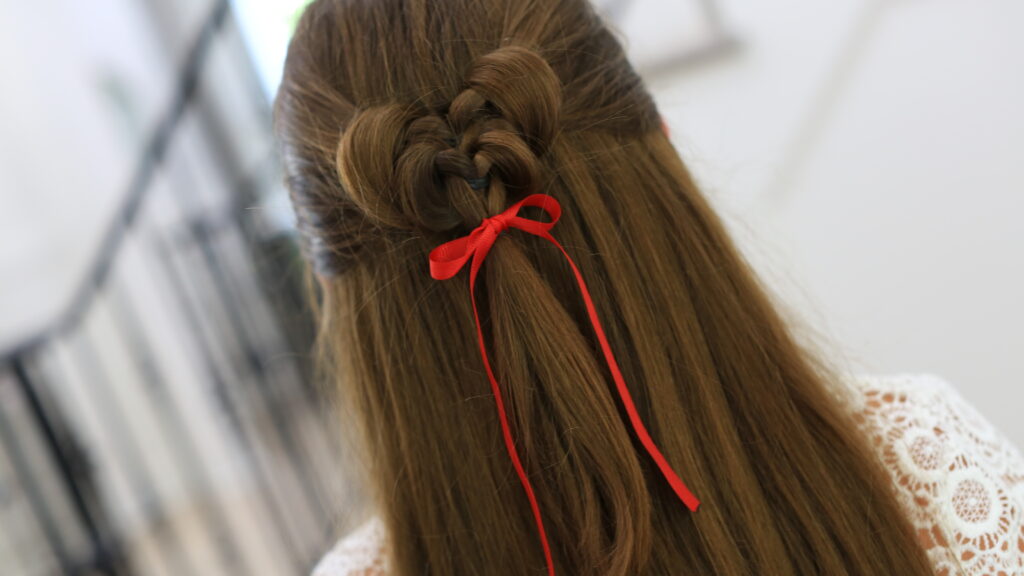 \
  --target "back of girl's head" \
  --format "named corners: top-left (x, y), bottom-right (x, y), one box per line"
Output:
top-left (276, 1), bottom-right (935, 574)
top-left (277, 0), bottom-right (657, 273)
